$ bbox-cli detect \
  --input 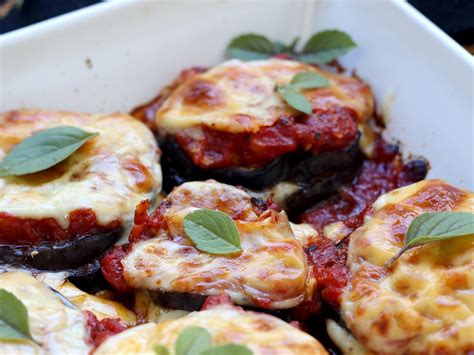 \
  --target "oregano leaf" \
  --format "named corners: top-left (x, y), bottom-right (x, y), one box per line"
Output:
top-left (299, 29), bottom-right (356, 64)
top-left (0, 126), bottom-right (98, 177)
top-left (386, 211), bottom-right (474, 267)
top-left (175, 326), bottom-right (212, 355)
top-left (0, 289), bottom-right (33, 342)
top-left (183, 209), bottom-right (243, 255)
